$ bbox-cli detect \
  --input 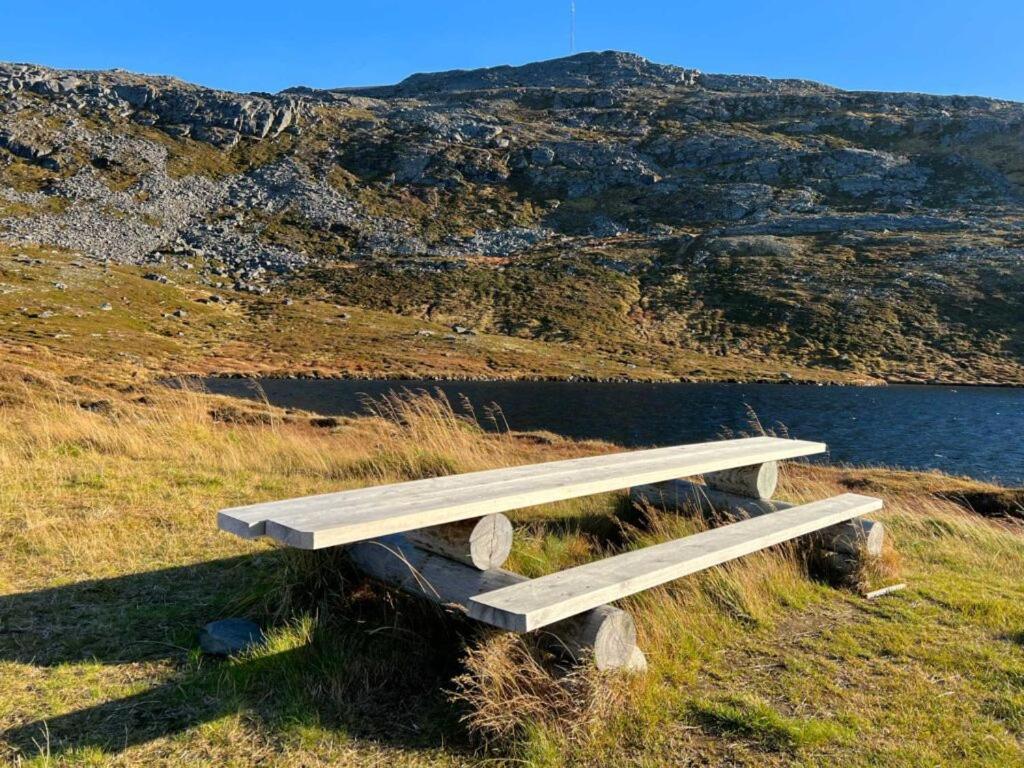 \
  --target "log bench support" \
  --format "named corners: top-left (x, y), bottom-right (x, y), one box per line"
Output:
top-left (705, 460), bottom-right (779, 499)
top-left (345, 533), bottom-right (642, 671)
top-left (405, 513), bottom-right (514, 571)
